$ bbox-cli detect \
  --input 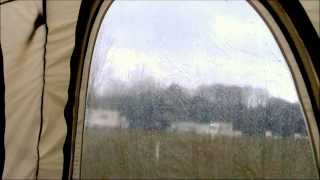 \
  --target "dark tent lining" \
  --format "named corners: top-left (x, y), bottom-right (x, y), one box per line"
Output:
top-left (63, 0), bottom-right (107, 178)
top-left (0, 44), bottom-right (5, 177)
top-left (260, 0), bottom-right (319, 168)
top-left (260, 0), bottom-right (319, 131)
